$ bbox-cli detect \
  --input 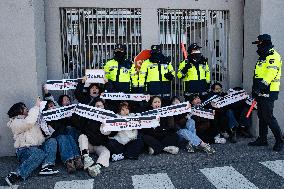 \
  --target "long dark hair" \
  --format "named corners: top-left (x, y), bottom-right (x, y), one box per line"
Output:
top-left (7, 102), bottom-right (26, 118)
